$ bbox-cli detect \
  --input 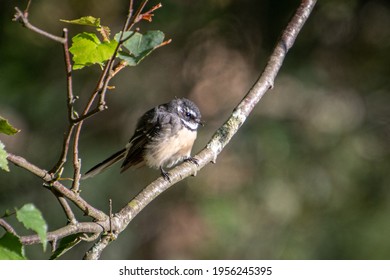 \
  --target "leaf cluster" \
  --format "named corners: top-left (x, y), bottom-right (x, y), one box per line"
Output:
top-left (63, 16), bottom-right (166, 69)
